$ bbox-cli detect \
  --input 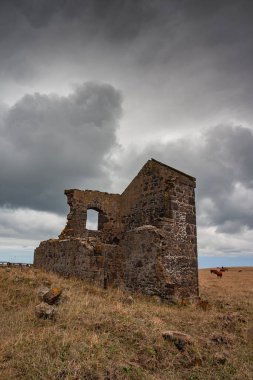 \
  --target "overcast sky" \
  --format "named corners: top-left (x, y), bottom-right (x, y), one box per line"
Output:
top-left (1, 0), bottom-right (253, 266)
